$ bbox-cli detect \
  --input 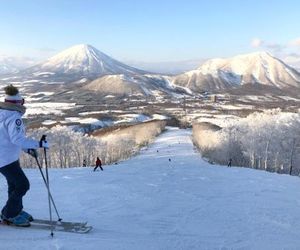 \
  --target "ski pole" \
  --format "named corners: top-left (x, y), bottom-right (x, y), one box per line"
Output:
top-left (34, 152), bottom-right (62, 221)
top-left (41, 138), bottom-right (54, 237)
